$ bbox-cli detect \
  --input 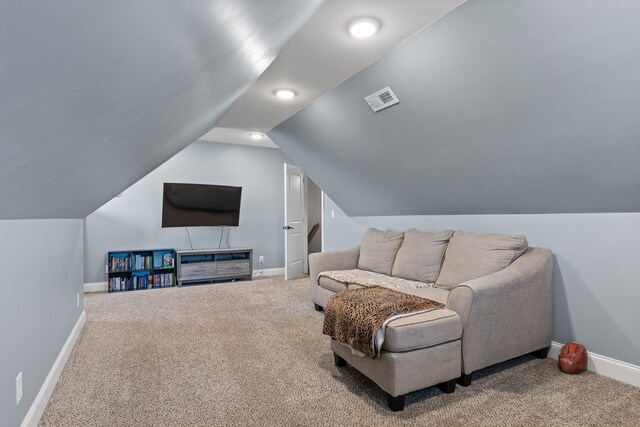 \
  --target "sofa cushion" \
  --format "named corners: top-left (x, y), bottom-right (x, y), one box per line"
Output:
top-left (318, 276), bottom-right (348, 293)
top-left (358, 228), bottom-right (404, 275)
top-left (383, 308), bottom-right (461, 352)
top-left (435, 231), bottom-right (528, 290)
top-left (392, 228), bottom-right (454, 283)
